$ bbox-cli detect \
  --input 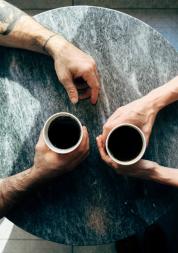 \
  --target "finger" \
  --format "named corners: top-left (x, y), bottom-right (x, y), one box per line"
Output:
top-left (68, 126), bottom-right (88, 158)
top-left (36, 129), bottom-right (48, 151)
top-left (97, 136), bottom-right (120, 170)
top-left (79, 88), bottom-right (91, 100)
top-left (78, 126), bottom-right (89, 151)
top-left (54, 64), bottom-right (78, 104)
top-left (70, 148), bottom-right (89, 170)
top-left (96, 136), bottom-right (112, 164)
top-left (62, 77), bottom-right (79, 104)
top-left (83, 126), bottom-right (89, 146)
top-left (142, 127), bottom-right (151, 146)
top-left (101, 129), bottom-right (109, 146)
top-left (76, 137), bottom-right (90, 162)
top-left (70, 129), bottom-right (90, 165)
top-left (83, 72), bottom-right (100, 104)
